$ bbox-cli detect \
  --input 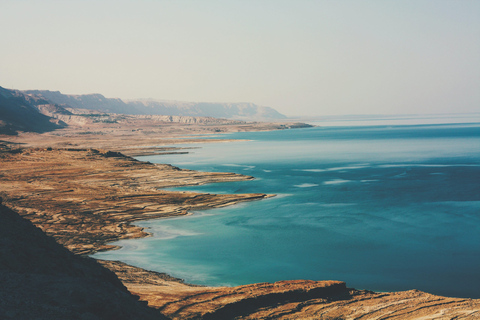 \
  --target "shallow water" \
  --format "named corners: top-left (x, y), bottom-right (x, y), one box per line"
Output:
top-left (94, 120), bottom-right (480, 298)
